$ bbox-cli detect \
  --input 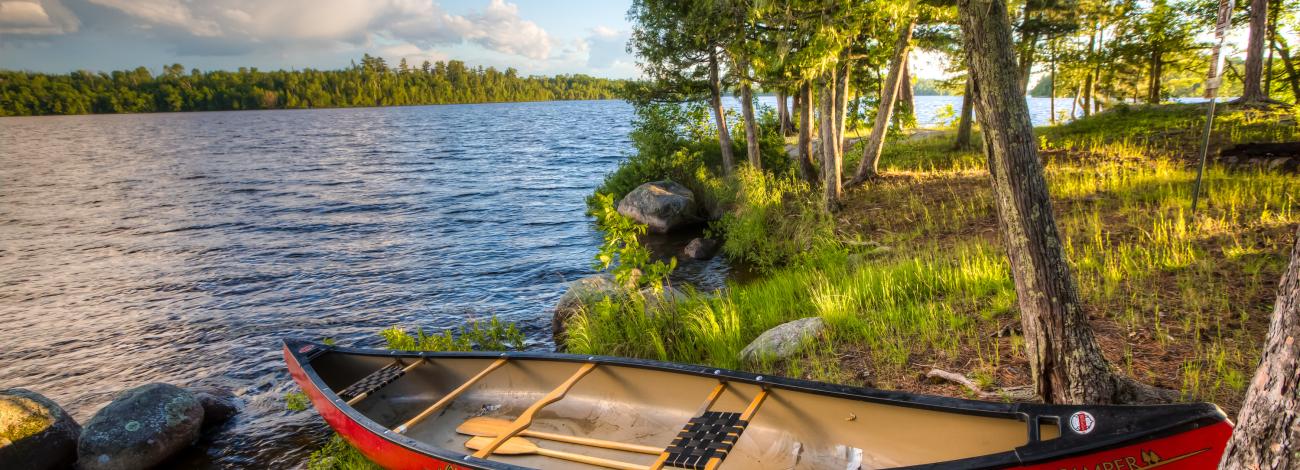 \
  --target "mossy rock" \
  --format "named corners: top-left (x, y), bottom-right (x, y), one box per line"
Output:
top-left (0, 388), bottom-right (81, 470)
top-left (77, 383), bottom-right (203, 470)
